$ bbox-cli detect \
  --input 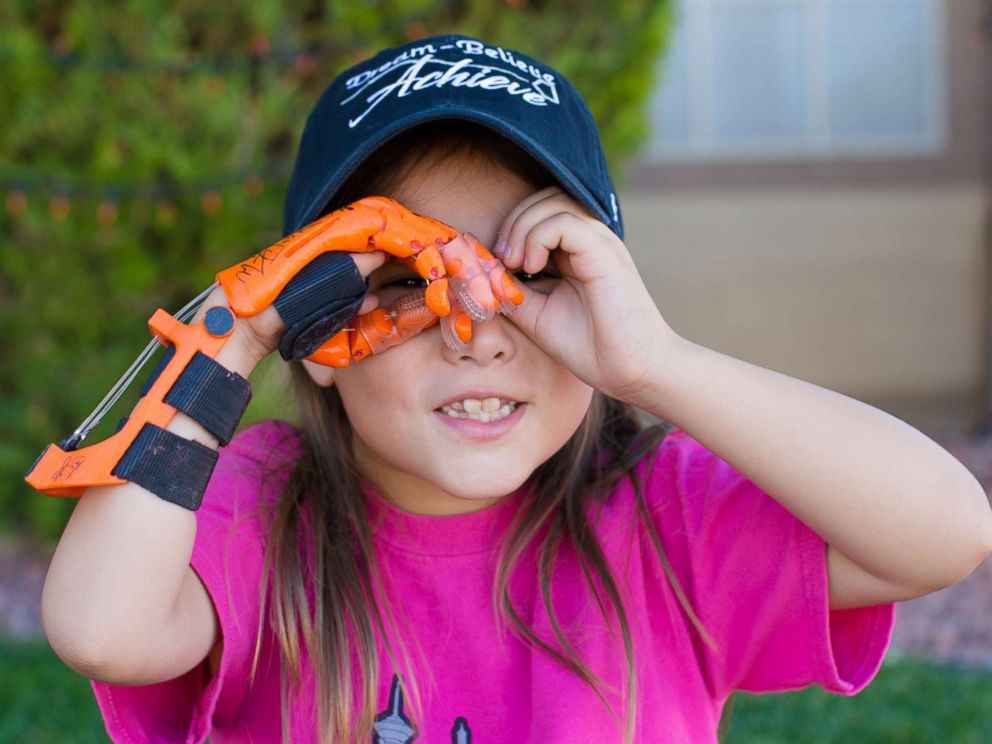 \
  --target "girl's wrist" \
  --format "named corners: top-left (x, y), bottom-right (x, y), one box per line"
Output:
top-left (214, 324), bottom-right (265, 379)
top-left (165, 323), bottom-right (259, 450)
top-left (188, 285), bottom-right (274, 378)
